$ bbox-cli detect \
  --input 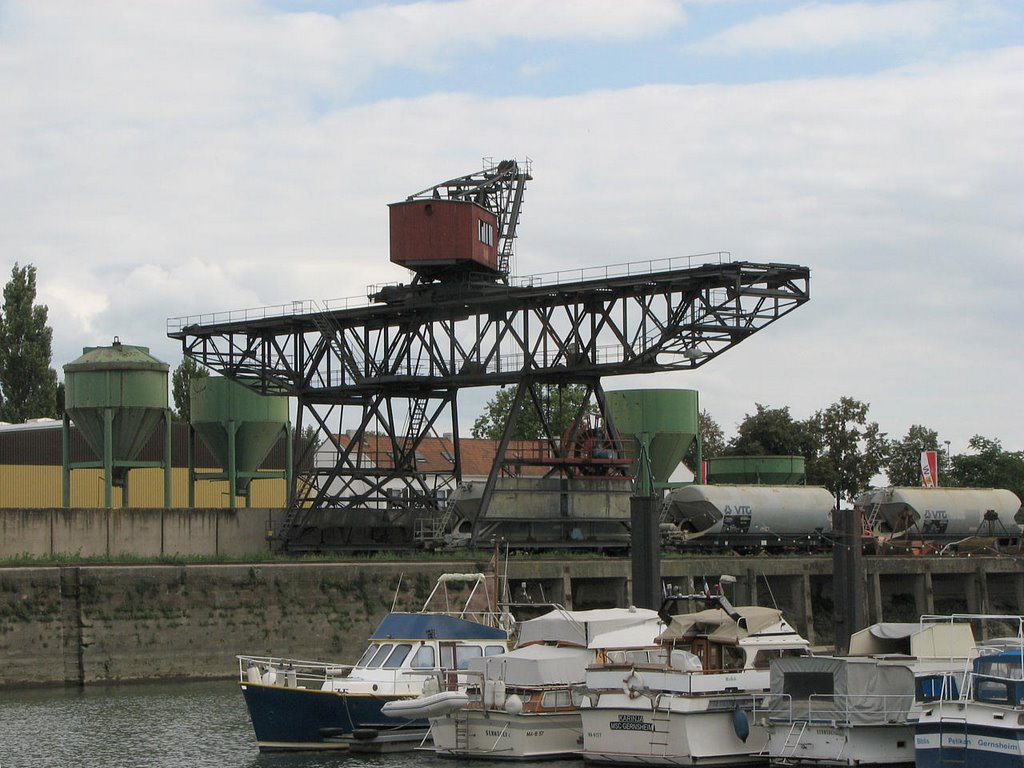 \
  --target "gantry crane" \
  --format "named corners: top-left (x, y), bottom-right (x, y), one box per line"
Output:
top-left (168, 160), bottom-right (811, 551)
